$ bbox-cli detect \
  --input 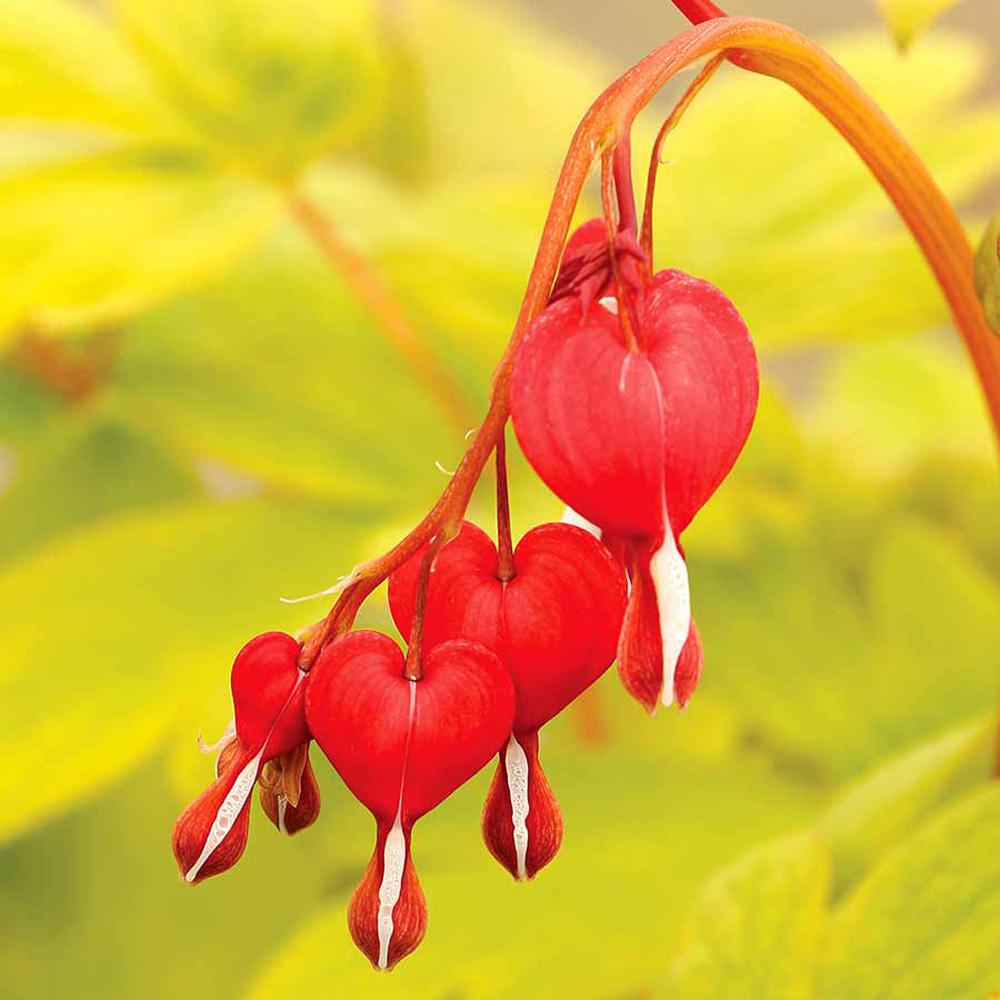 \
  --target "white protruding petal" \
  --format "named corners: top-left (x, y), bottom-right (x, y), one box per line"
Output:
top-left (598, 295), bottom-right (619, 315)
top-left (650, 528), bottom-right (691, 708)
top-left (185, 747), bottom-right (264, 882)
top-left (376, 680), bottom-right (417, 970)
top-left (561, 506), bottom-right (602, 540)
top-left (276, 794), bottom-right (289, 836)
top-left (377, 811), bottom-right (407, 970)
top-left (504, 733), bottom-right (531, 881)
